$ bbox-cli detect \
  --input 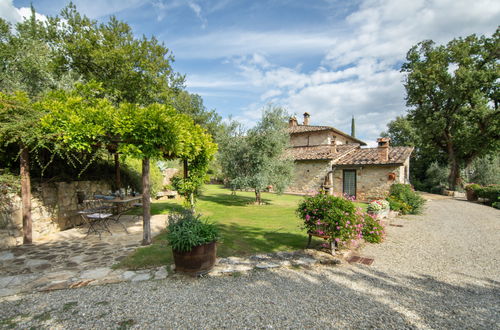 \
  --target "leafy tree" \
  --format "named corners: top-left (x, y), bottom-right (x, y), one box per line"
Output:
top-left (46, 3), bottom-right (184, 105)
top-left (219, 106), bottom-right (294, 204)
top-left (39, 83), bottom-right (216, 244)
top-left (170, 90), bottom-right (222, 138)
top-left (402, 30), bottom-right (500, 190)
